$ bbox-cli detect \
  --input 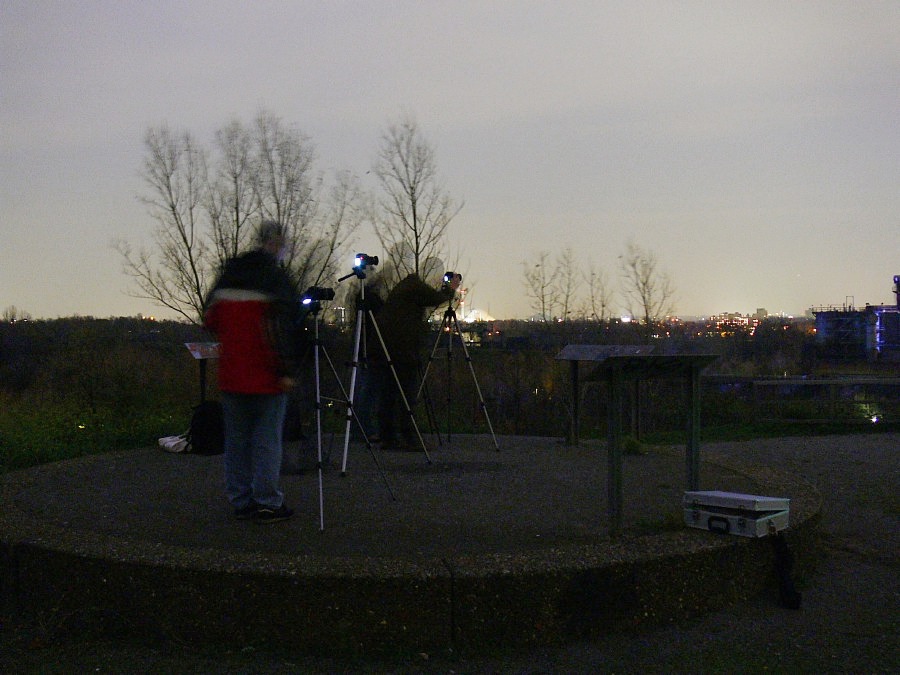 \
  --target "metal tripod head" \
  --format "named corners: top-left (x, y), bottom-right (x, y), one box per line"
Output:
top-left (441, 291), bottom-right (460, 321)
